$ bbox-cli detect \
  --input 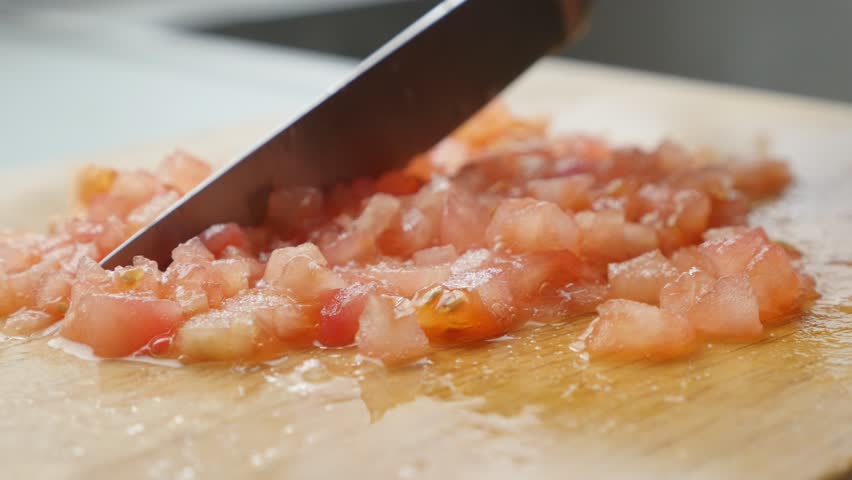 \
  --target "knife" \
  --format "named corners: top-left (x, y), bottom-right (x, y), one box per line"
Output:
top-left (101, 0), bottom-right (590, 269)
